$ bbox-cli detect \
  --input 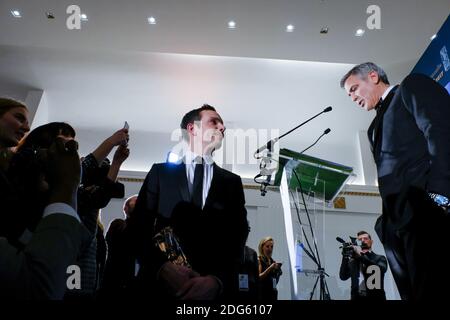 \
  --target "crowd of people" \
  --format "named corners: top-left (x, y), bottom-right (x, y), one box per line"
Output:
top-left (0, 98), bottom-right (283, 301)
top-left (0, 60), bottom-right (448, 301)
